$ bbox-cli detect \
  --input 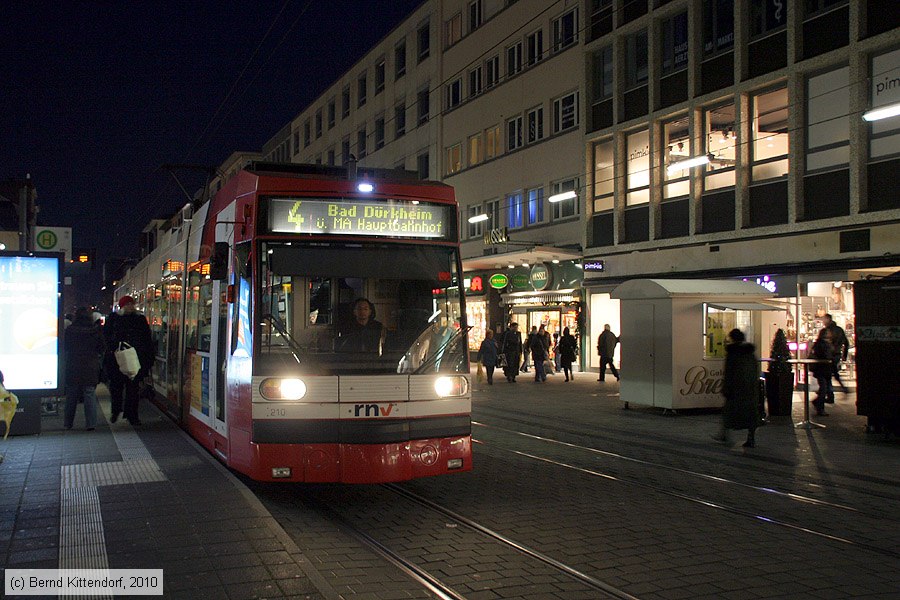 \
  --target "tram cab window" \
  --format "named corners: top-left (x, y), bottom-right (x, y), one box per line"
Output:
top-left (259, 241), bottom-right (467, 375)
